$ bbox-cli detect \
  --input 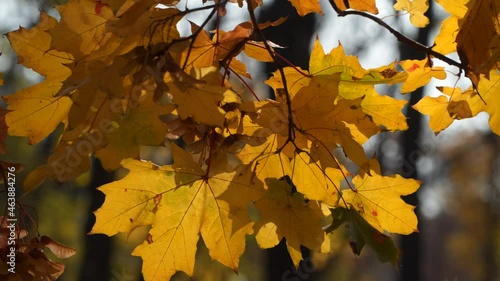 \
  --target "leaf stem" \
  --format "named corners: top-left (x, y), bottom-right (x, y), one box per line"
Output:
top-left (204, 128), bottom-right (217, 177)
